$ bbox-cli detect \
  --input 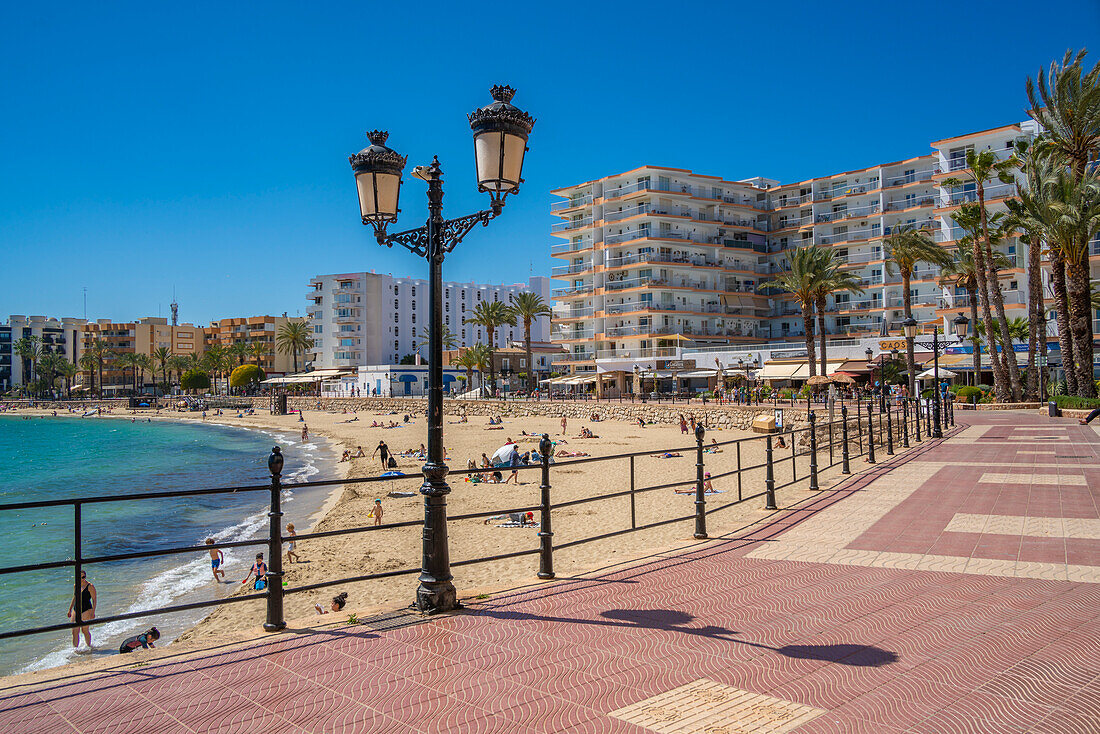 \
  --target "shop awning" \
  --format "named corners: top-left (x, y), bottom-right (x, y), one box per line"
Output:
top-left (678, 369), bottom-right (718, 378)
top-left (756, 361), bottom-right (803, 380)
top-left (924, 353), bottom-right (1031, 371)
top-left (790, 360), bottom-right (845, 379)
